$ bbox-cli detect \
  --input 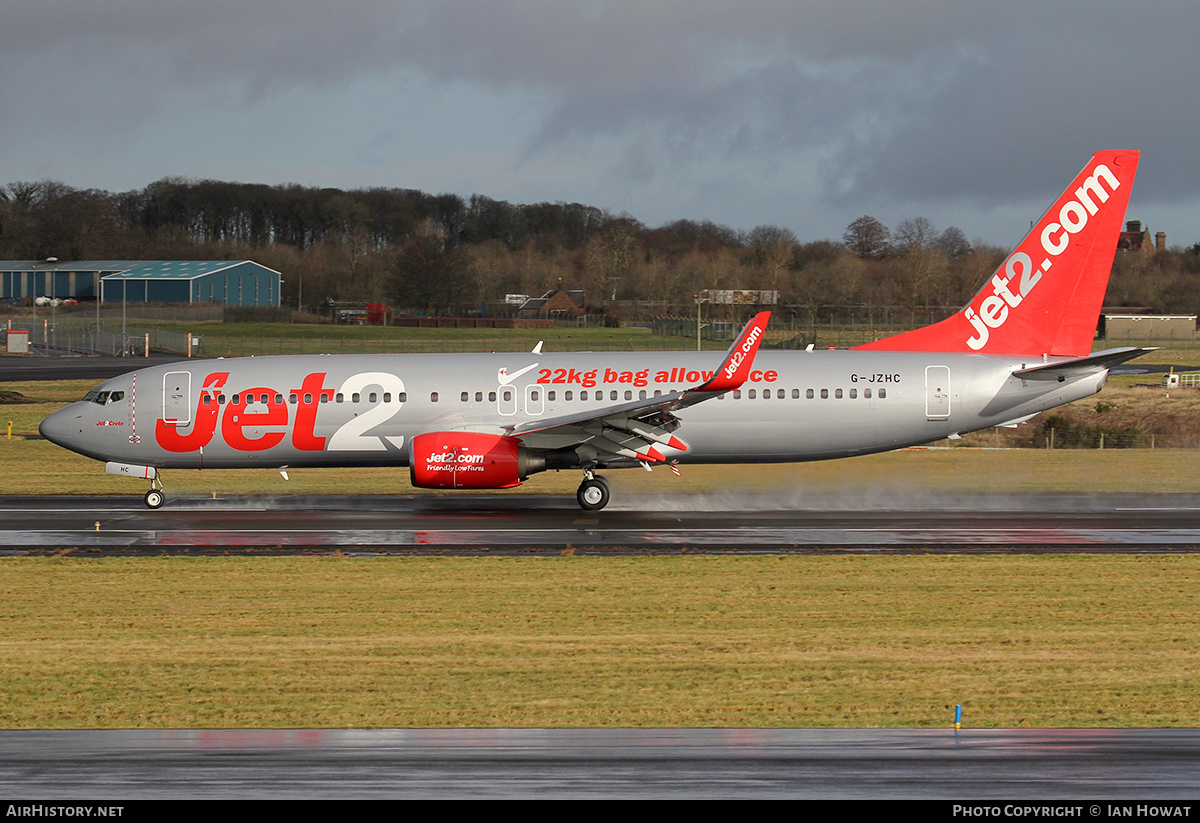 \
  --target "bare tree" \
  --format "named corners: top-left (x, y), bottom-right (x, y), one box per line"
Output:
top-left (936, 225), bottom-right (972, 259)
top-left (843, 215), bottom-right (892, 259)
top-left (746, 224), bottom-right (797, 297)
top-left (893, 217), bottom-right (938, 255)
top-left (390, 218), bottom-right (467, 314)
